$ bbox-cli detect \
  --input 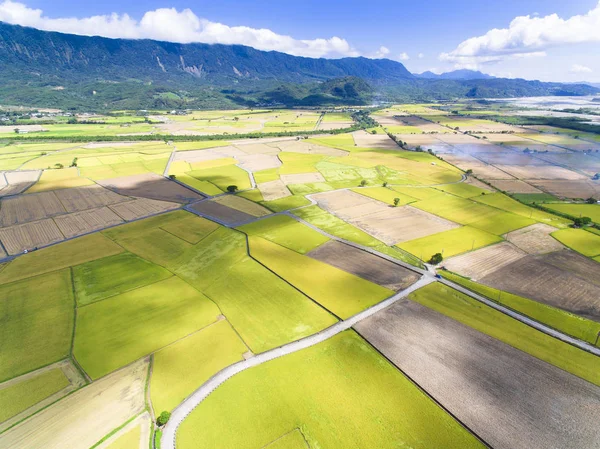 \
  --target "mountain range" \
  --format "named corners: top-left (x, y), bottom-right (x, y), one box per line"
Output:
top-left (416, 70), bottom-right (495, 80)
top-left (0, 21), bottom-right (597, 110)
